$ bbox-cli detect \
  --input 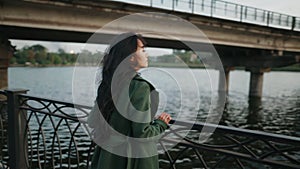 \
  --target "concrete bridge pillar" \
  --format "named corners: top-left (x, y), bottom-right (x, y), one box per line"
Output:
top-left (218, 67), bottom-right (234, 96)
top-left (0, 34), bottom-right (14, 89)
top-left (246, 68), bottom-right (270, 98)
